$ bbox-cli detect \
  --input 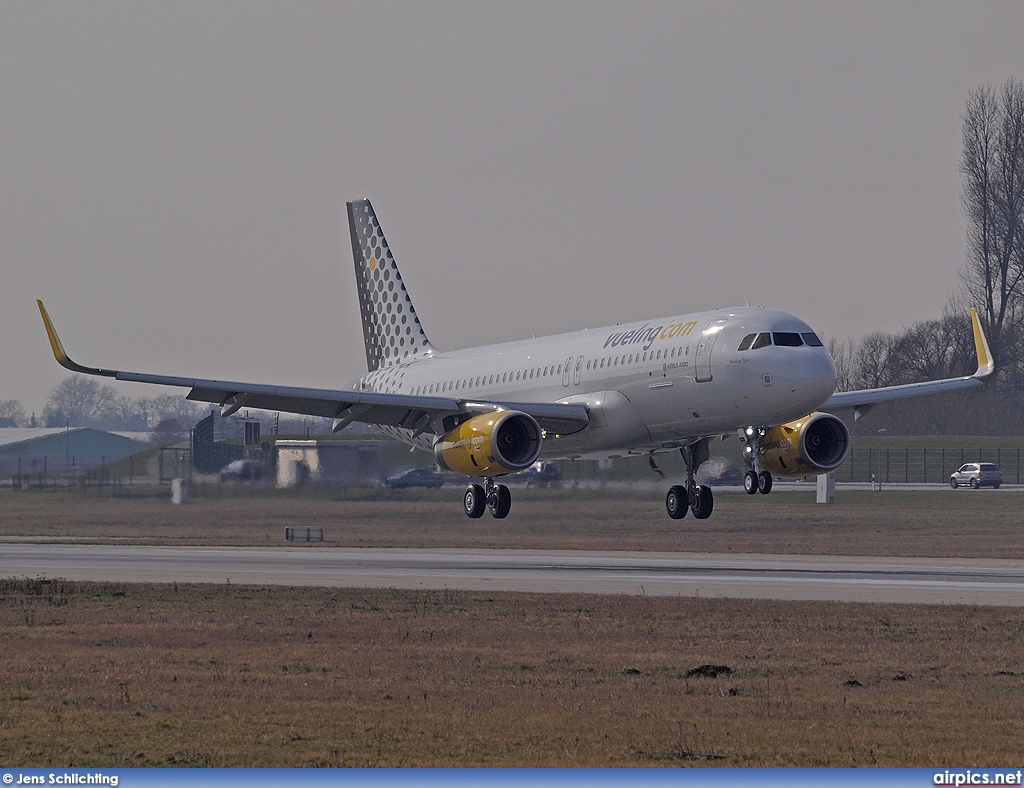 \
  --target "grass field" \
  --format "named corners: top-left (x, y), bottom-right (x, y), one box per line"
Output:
top-left (2, 486), bottom-right (1024, 766)
top-left (1, 485), bottom-right (1022, 558)
top-left (1, 579), bottom-right (1023, 767)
